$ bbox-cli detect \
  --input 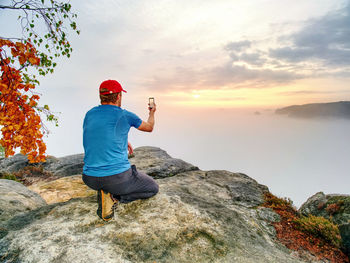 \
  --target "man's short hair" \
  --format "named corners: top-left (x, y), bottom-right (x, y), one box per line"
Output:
top-left (100, 88), bottom-right (120, 103)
